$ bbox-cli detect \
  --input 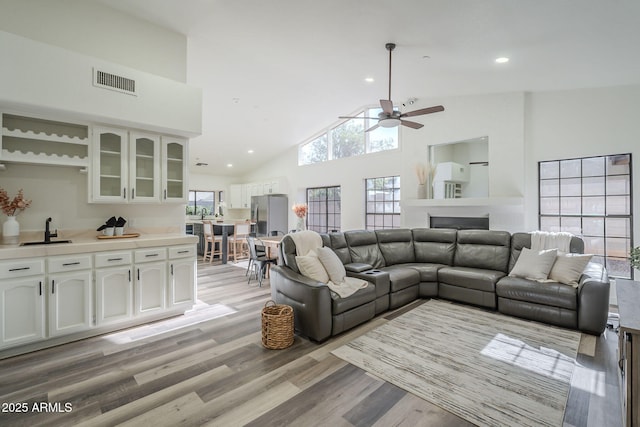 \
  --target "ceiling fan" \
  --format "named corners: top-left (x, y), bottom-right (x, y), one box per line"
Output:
top-left (339, 43), bottom-right (444, 132)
